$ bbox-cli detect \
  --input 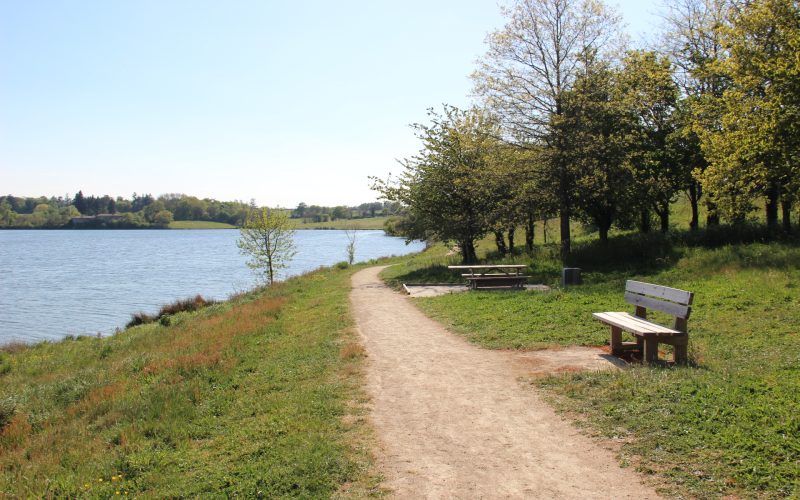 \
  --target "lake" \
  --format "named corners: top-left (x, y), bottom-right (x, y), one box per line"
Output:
top-left (0, 229), bottom-right (424, 345)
